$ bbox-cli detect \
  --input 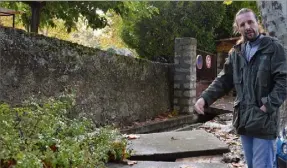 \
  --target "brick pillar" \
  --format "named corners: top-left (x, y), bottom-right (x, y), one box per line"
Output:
top-left (174, 38), bottom-right (197, 114)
